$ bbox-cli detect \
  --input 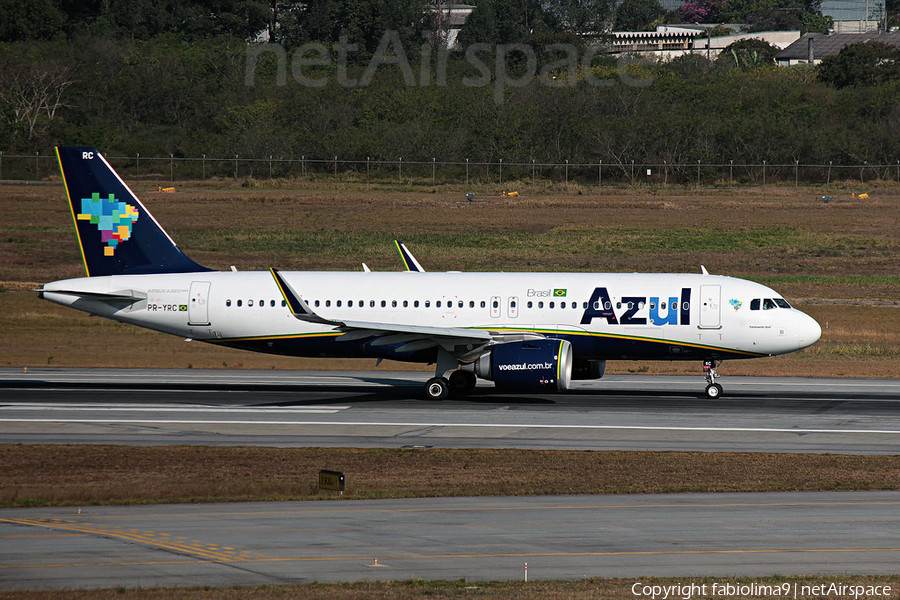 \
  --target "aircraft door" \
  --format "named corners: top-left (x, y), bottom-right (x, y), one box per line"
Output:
top-left (490, 296), bottom-right (501, 318)
top-left (508, 296), bottom-right (519, 318)
top-left (188, 281), bottom-right (211, 326)
top-left (699, 285), bottom-right (721, 328)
